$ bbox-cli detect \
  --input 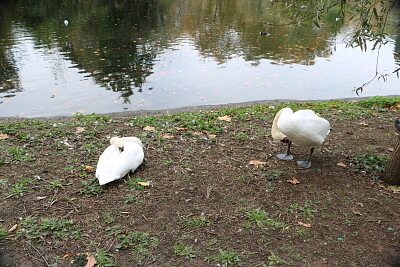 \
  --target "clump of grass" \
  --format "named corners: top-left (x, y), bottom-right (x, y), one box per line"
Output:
top-left (6, 177), bottom-right (36, 199)
top-left (6, 146), bottom-right (32, 163)
top-left (173, 243), bottom-right (197, 259)
top-left (350, 154), bottom-right (388, 177)
top-left (115, 231), bottom-right (159, 264)
top-left (204, 249), bottom-right (243, 266)
top-left (94, 250), bottom-right (115, 266)
top-left (18, 216), bottom-right (81, 243)
top-left (244, 209), bottom-right (286, 230)
top-left (285, 201), bottom-right (317, 222)
top-left (79, 179), bottom-right (104, 196)
top-left (267, 251), bottom-right (291, 266)
top-left (180, 215), bottom-right (212, 228)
